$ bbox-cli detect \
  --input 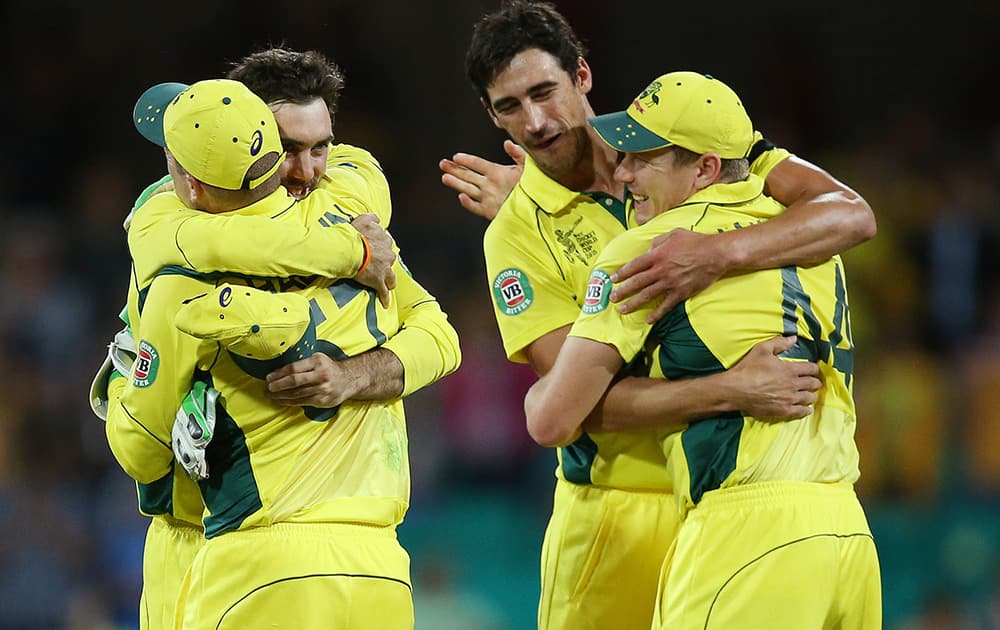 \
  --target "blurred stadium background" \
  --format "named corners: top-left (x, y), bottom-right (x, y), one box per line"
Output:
top-left (2, 0), bottom-right (998, 628)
